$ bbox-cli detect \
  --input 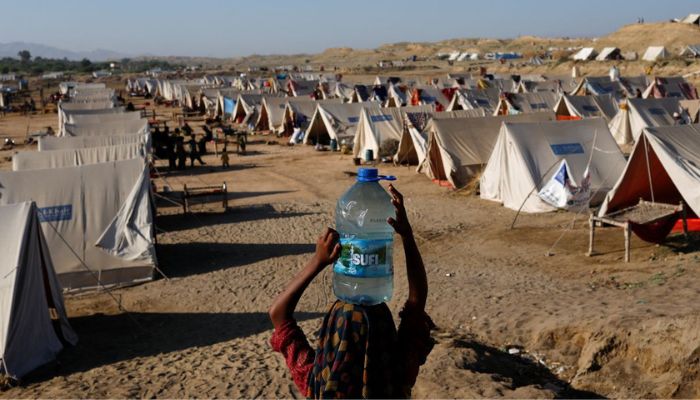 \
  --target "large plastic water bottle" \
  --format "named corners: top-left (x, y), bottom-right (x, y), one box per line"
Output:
top-left (333, 168), bottom-right (396, 305)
